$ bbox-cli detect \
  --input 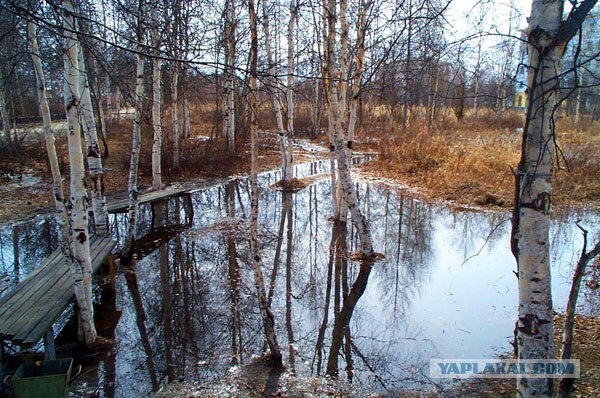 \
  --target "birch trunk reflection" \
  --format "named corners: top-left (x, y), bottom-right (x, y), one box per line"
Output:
top-left (124, 265), bottom-right (159, 391)
top-left (225, 181), bottom-right (242, 364)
